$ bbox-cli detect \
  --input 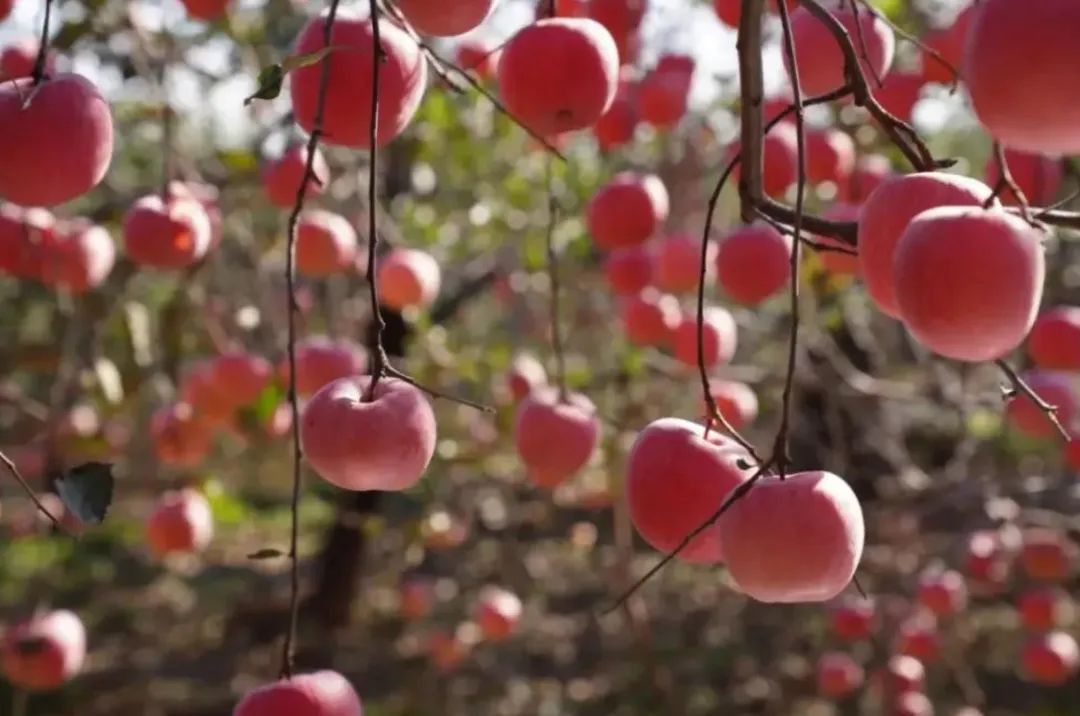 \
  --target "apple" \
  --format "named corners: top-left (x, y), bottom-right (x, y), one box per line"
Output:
top-left (0, 39), bottom-right (53, 81)
top-left (291, 11), bottom-right (427, 148)
top-left (262, 402), bottom-right (293, 441)
top-left (593, 77), bottom-right (638, 149)
top-left (729, 121), bottom-right (798, 199)
top-left (637, 54), bottom-right (694, 129)
top-left (655, 233), bottom-right (714, 294)
top-left (1028, 306), bottom-right (1080, 371)
top-left (474, 585), bottom-right (523, 641)
top-left (806, 128), bottom-right (855, 186)
top-left (296, 210), bottom-right (358, 278)
top-left (1, 610), bottom-right (86, 692)
top-left (718, 470), bottom-right (865, 603)
top-left (233, 670), bottom-right (363, 716)
top-left (212, 350), bottom-right (273, 407)
top-left (1021, 631), bottom-right (1080, 686)
top-left (984, 148), bottom-right (1063, 207)
top-left (0, 74), bottom-right (113, 208)
top-left (846, 153), bottom-right (893, 204)
top-left (514, 387), bottom-right (600, 488)
top-left (893, 692), bottom-right (934, 716)
top-left (620, 288), bottom-right (680, 347)
top-left (123, 190), bottom-right (213, 269)
top-left (555, 0), bottom-right (588, 17)
top-left (285, 336), bottom-right (368, 397)
top-left (587, 172), bottom-right (669, 251)
top-left (705, 379), bottom-right (759, 430)
top-left (262, 143), bottom-right (330, 209)
top-left (182, 181), bottom-right (223, 249)
top-left (817, 651), bottom-right (864, 698)
top-left (0, 0), bottom-right (13, 22)
top-left (506, 352), bottom-right (548, 401)
top-left (858, 171), bottom-right (995, 318)
top-left (871, 70), bottom-right (924, 124)
top-left (455, 38), bottom-right (500, 80)
top-left (1004, 371), bottom-right (1076, 439)
top-left (301, 376), bottom-right (437, 492)
top-left (916, 569), bottom-right (967, 617)
top-left (1018, 587), bottom-right (1074, 632)
top-left (883, 654), bottom-right (925, 695)
top-left (428, 629), bottom-right (469, 673)
top-left (37, 218), bottom-right (115, 294)
top-left (964, 0), bottom-right (1080, 154)
top-left (672, 306), bottom-right (738, 369)
top-left (714, 223), bottom-right (792, 305)
top-left (626, 417), bottom-right (754, 564)
top-left (896, 610), bottom-right (941, 662)
top-left (181, 360), bottom-right (241, 427)
top-left (604, 244), bottom-right (654, 295)
top-left (497, 18), bottom-right (619, 137)
top-left (0, 204), bottom-right (52, 278)
top-left (922, 6), bottom-right (972, 85)
top-left (150, 402), bottom-right (212, 468)
top-left (588, 0), bottom-right (644, 65)
top-left (965, 529), bottom-right (1012, 587)
top-left (830, 595), bottom-right (876, 641)
top-left (146, 487), bottom-right (214, 558)
top-left (395, 0), bottom-right (495, 37)
top-left (785, 6), bottom-right (895, 96)
top-left (376, 247), bottom-right (441, 311)
top-left (181, 0), bottom-right (229, 21)
top-left (400, 576), bottom-right (435, 620)
top-left (1020, 527), bottom-right (1076, 582)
